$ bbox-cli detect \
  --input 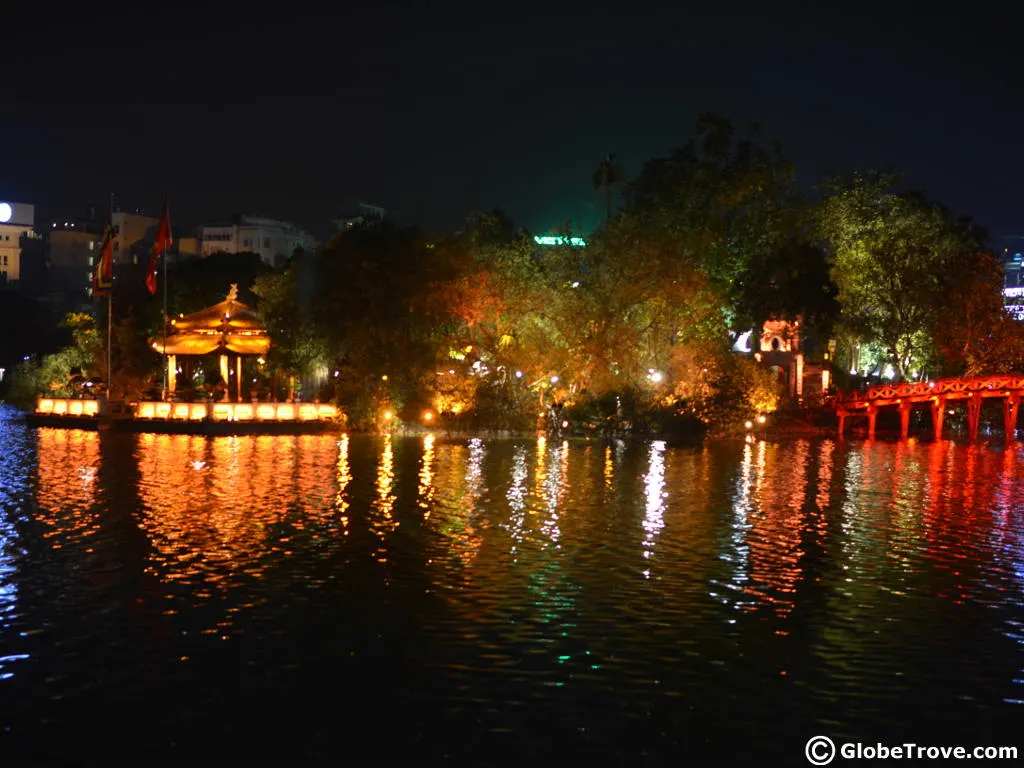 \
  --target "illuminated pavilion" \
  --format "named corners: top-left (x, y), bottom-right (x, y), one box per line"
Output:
top-left (150, 284), bottom-right (270, 401)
